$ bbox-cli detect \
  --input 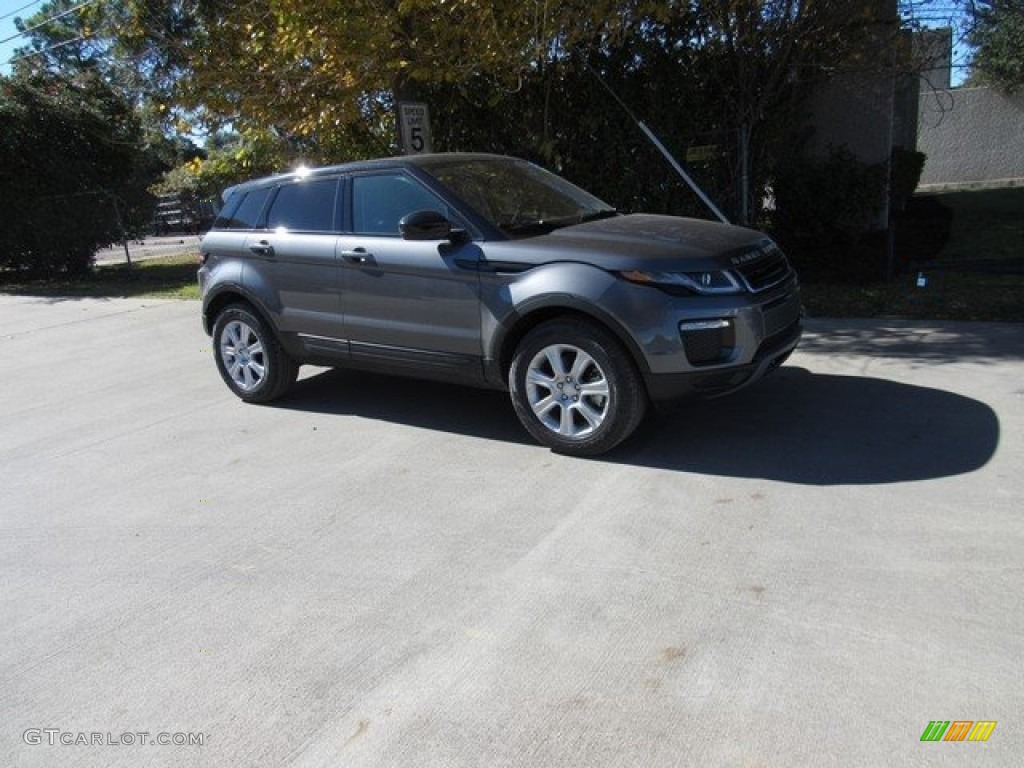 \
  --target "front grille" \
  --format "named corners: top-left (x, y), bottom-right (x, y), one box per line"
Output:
top-left (734, 246), bottom-right (792, 293)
